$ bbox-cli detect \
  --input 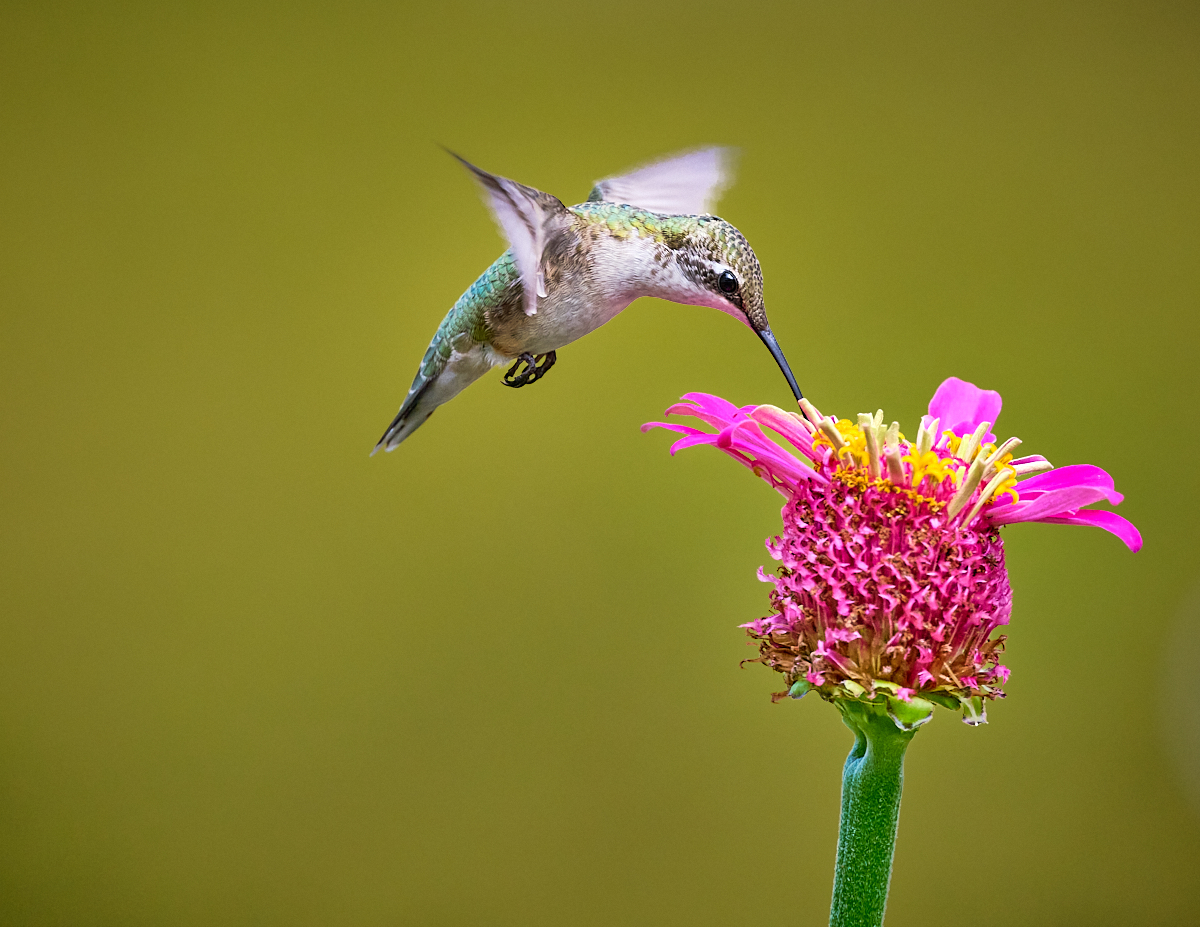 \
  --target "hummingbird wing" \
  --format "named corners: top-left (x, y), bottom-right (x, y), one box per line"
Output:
top-left (586, 147), bottom-right (736, 216)
top-left (450, 152), bottom-right (572, 317)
